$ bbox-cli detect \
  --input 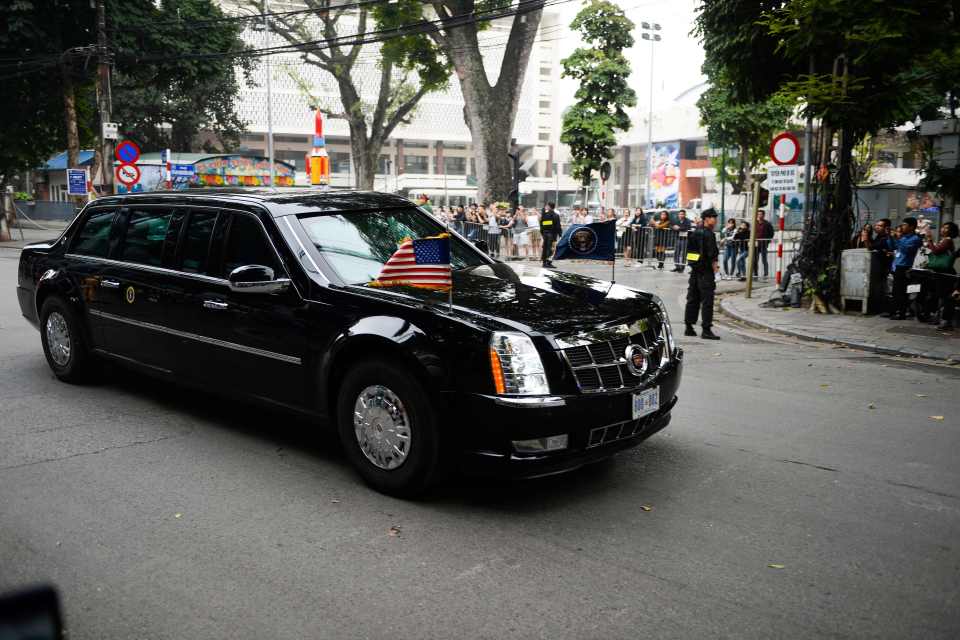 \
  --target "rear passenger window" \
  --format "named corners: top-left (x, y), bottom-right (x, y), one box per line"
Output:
top-left (222, 215), bottom-right (280, 276)
top-left (72, 209), bottom-right (115, 257)
top-left (180, 210), bottom-right (219, 273)
top-left (117, 209), bottom-right (173, 267)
